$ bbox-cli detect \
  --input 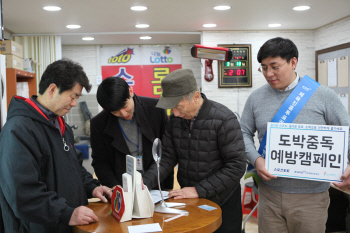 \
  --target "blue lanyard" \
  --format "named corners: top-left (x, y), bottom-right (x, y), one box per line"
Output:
top-left (118, 121), bottom-right (140, 156)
